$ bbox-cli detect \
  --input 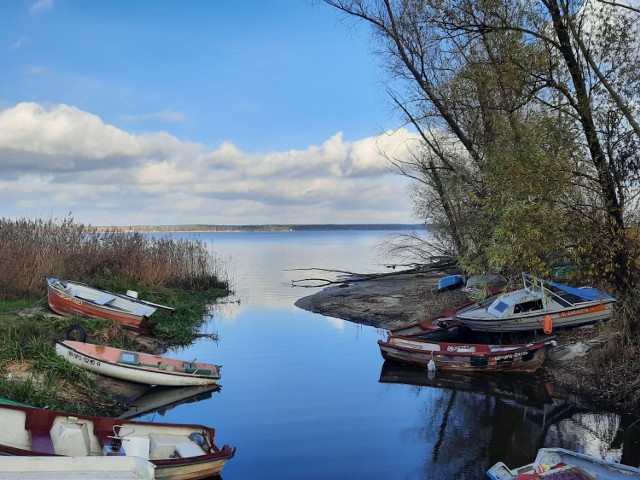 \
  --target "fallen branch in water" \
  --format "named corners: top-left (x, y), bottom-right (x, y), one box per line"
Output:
top-left (288, 257), bottom-right (458, 288)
